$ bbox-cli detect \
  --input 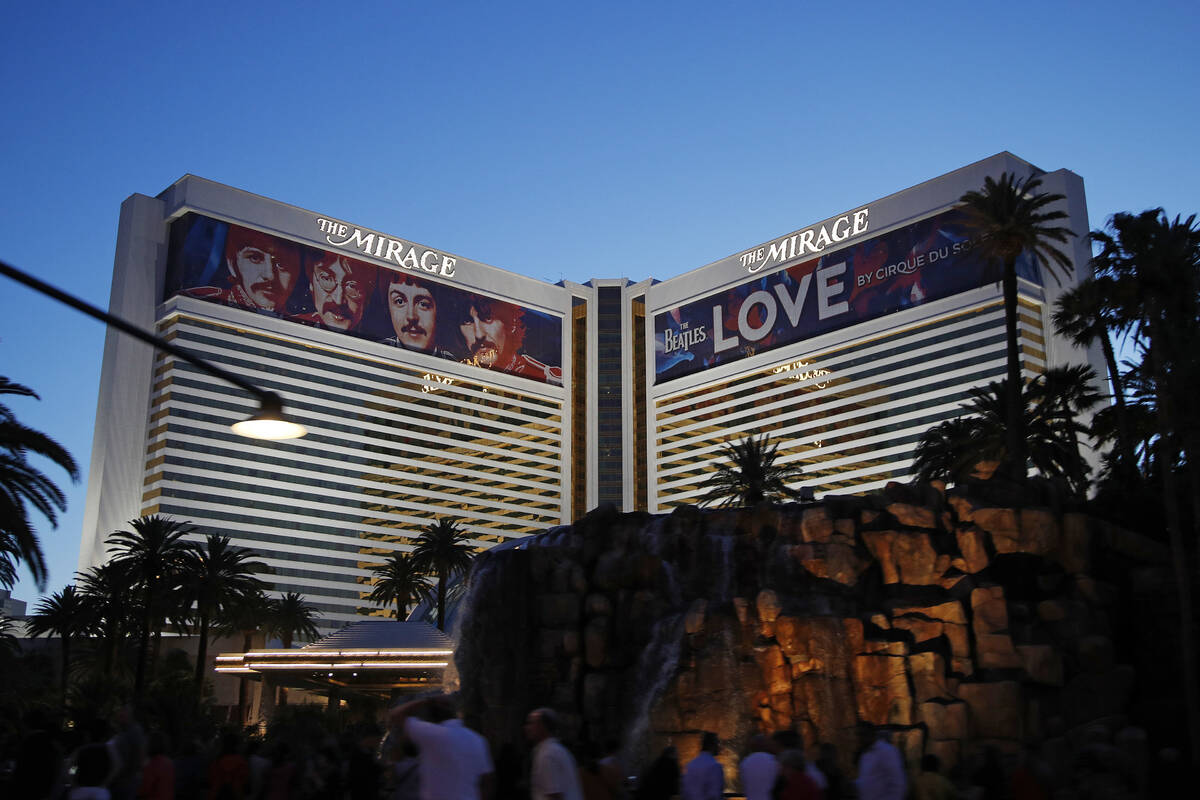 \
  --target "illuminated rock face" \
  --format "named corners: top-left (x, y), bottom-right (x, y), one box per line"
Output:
top-left (455, 483), bottom-right (1170, 783)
